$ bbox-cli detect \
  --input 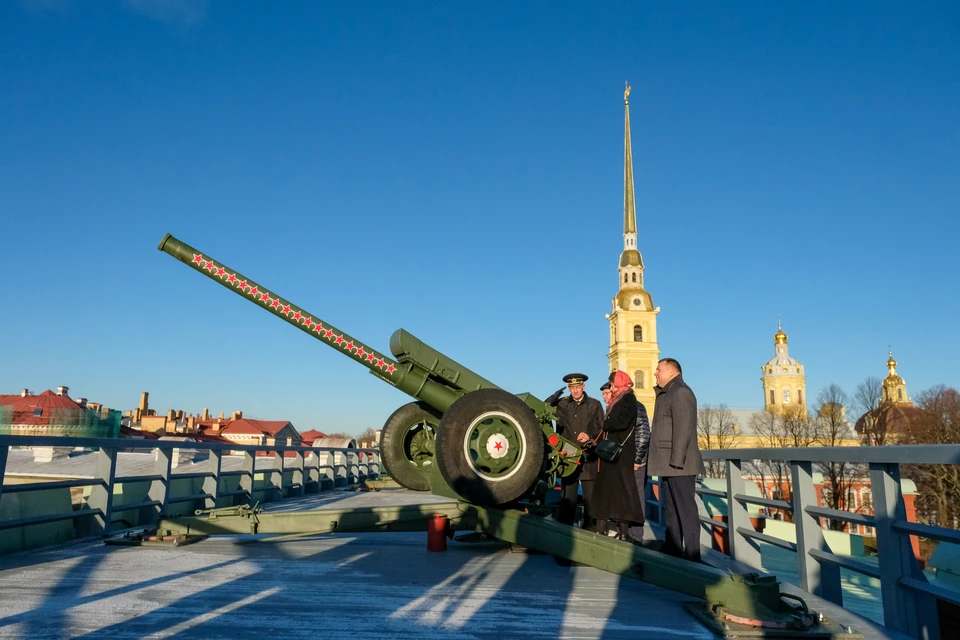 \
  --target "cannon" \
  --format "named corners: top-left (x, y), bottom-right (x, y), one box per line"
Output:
top-left (158, 234), bottom-right (582, 507)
